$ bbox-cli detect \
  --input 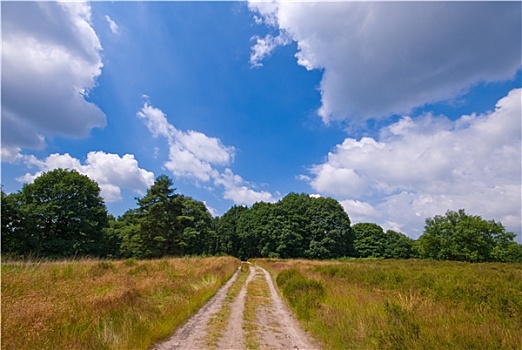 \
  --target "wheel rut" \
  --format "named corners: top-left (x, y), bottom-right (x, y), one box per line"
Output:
top-left (152, 262), bottom-right (319, 350)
